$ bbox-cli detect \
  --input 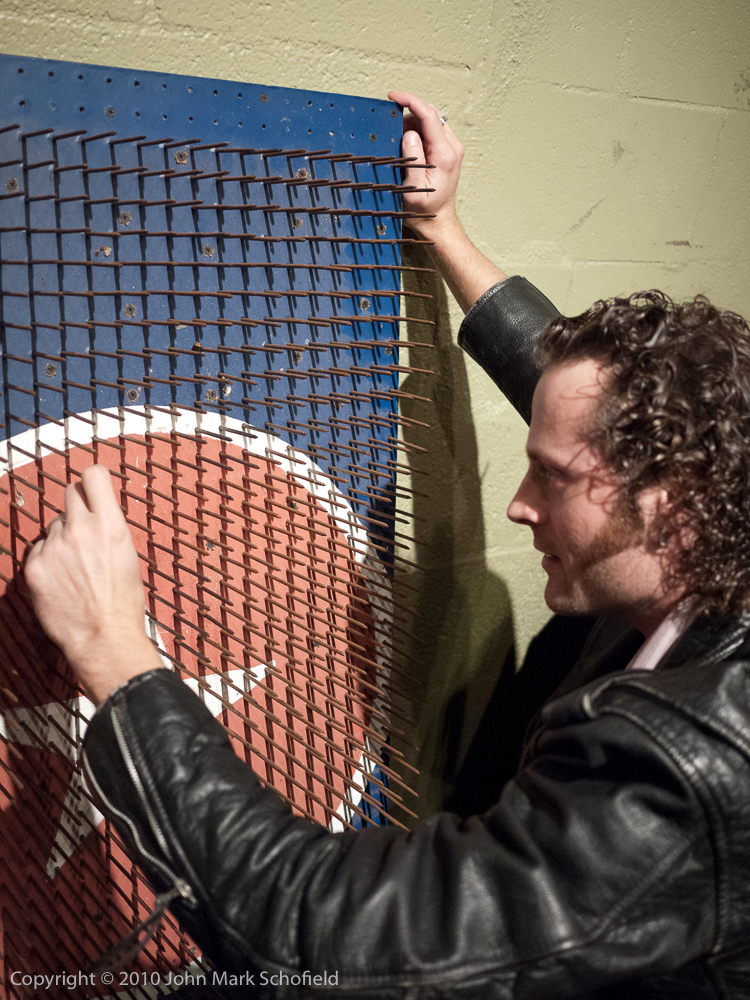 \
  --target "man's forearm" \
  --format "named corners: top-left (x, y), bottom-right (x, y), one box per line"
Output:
top-left (420, 213), bottom-right (507, 314)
